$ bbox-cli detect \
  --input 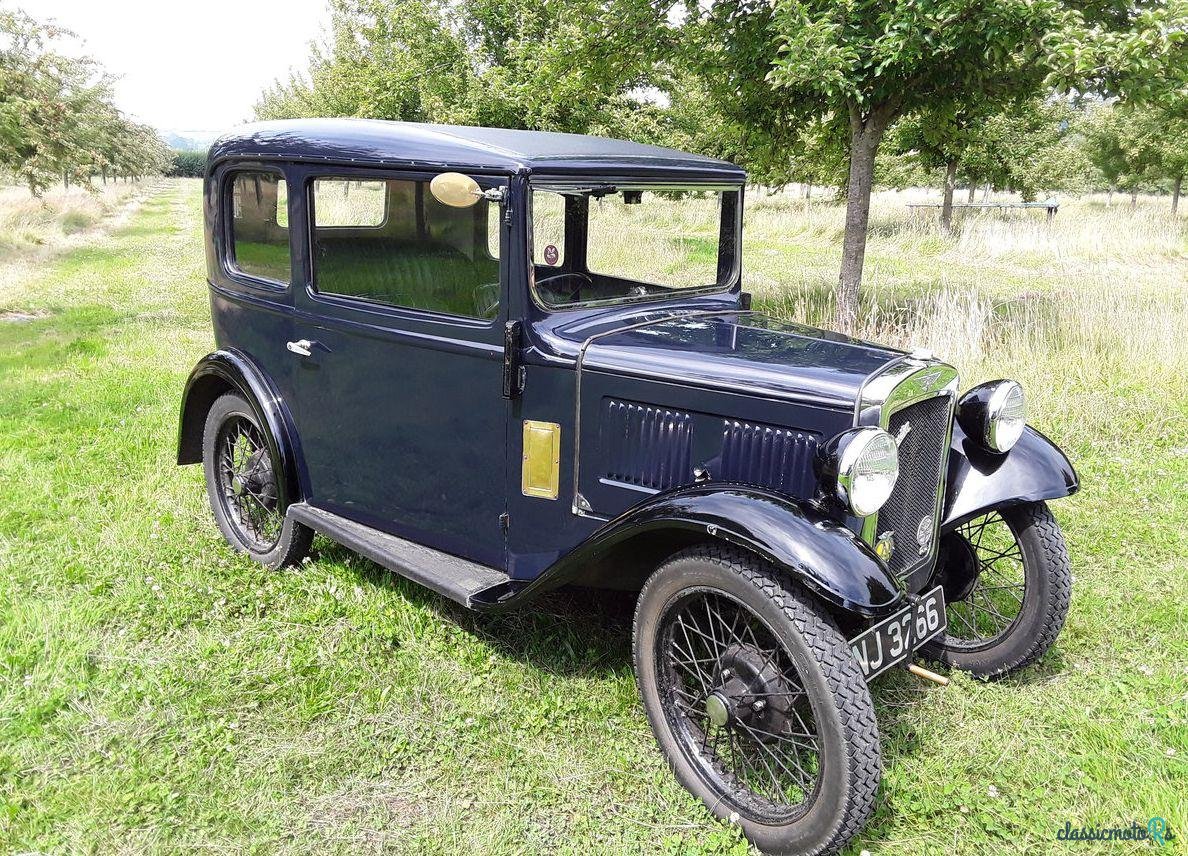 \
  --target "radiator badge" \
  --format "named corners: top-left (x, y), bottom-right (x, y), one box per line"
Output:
top-left (916, 516), bottom-right (934, 555)
top-left (895, 420), bottom-right (912, 446)
top-left (917, 368), bottom-right (945, 391)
